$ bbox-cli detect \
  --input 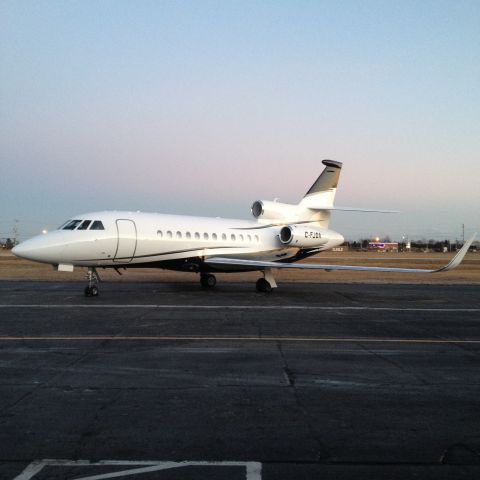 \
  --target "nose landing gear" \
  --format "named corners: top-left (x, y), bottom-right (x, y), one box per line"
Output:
top-left (84, 267), bottom-right (100, 297)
